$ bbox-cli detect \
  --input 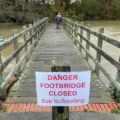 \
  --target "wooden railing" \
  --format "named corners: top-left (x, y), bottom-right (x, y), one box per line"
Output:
top-left (0, 17), bottom-right (49, 99)
top-left (63, 17), bottom-right (120, 97)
